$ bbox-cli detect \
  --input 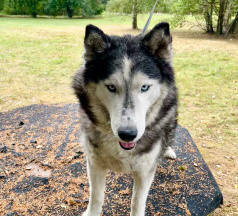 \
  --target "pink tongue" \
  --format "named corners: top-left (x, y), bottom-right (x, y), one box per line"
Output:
top-left (120, 142), bottom-right (135, 149)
